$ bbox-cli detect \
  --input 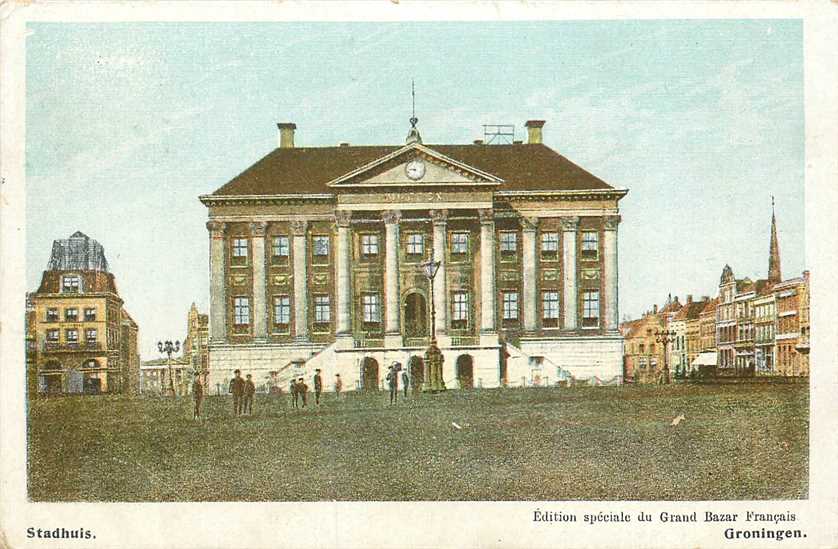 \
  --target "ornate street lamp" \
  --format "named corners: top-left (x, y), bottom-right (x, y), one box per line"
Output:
top-left (421, 257), bottom-right (445, 392)
top-left (655, 329), bottom-right (676, 384)
top-left (157, 339), bottom-right (180, 396)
